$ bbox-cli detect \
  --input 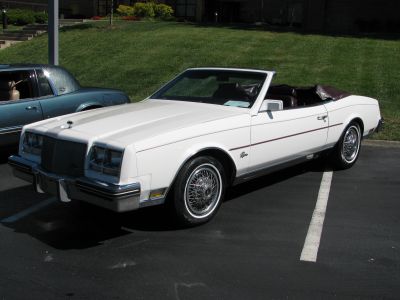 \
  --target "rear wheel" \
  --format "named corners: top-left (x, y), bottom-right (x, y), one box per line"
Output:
top-left (330, 122), bottom-right (362, 169)
top-left (172, 156), bottom-right (226, 226)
